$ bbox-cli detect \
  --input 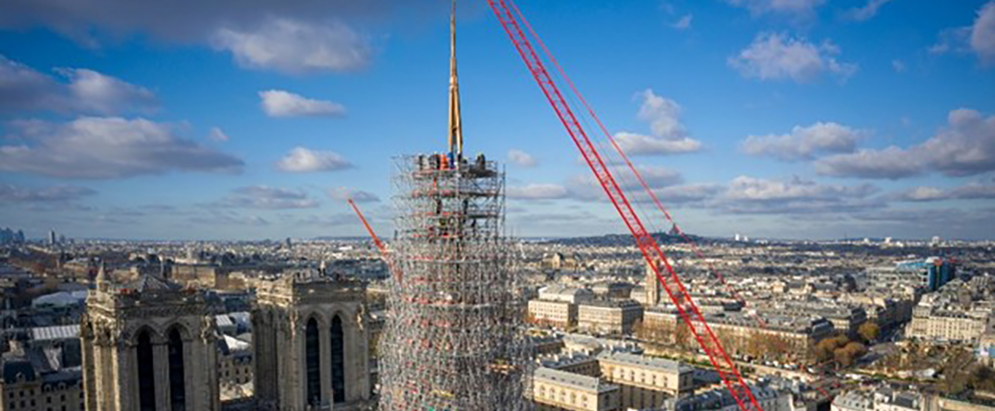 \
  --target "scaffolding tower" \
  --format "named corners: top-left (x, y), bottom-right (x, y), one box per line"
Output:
top-left (378, 153), bottom-right (532, 411)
